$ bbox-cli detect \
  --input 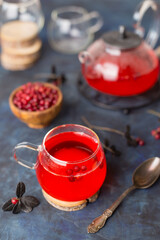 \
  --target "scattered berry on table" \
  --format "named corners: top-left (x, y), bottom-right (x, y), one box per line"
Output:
top-left (151, 127), bottom-right (160, 140)
top-left (136, 137), bottom-right (145, 146)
